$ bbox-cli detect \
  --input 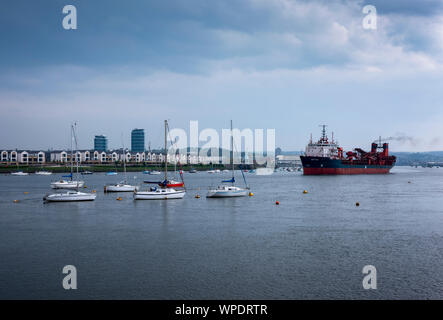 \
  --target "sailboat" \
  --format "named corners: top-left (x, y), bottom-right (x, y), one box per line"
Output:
top-left (44, 123), bottom-right (96, 202)
top-left (134, 120), bottom-right (186, 200)
top-left (104, 138), bottom-right (138, 192)
top-left (50, 128), bottom-right (84, 189)
top-left (207, 120), bottom-right (249, 198)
